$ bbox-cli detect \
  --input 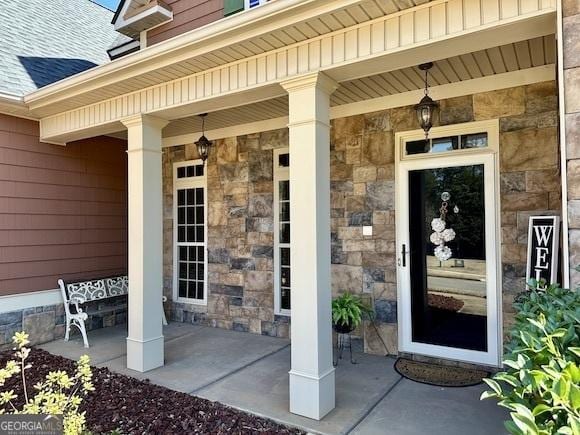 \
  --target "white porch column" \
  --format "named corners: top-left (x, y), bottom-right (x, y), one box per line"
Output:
top-left (281, 72), bottom-right (338, 420)
top-left (121, 114), bottom-right (168, 372)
